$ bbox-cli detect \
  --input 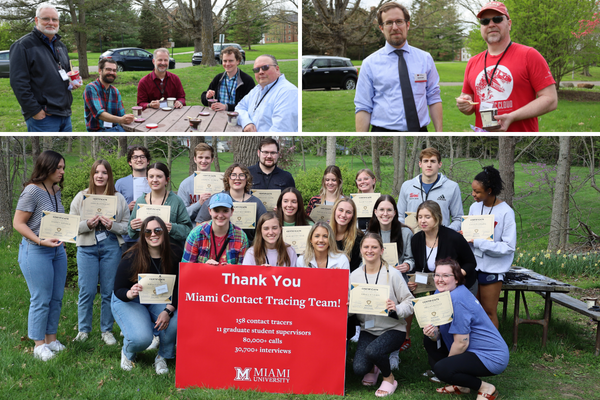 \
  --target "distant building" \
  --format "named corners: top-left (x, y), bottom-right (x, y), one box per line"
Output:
top-left (263, 13), bottom-right (298, 44)
top-left (454, 47), bottom-right (471, 62)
